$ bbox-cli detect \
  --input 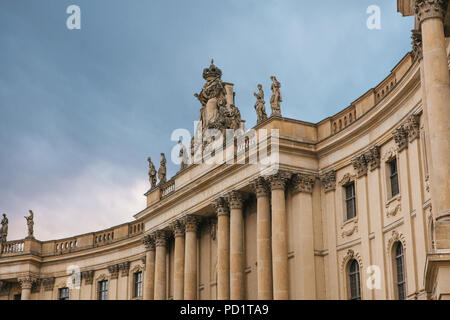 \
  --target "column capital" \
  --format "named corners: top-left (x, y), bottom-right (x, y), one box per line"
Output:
top-left (267, 171), bottom-right (292, 191)
top-left (18, 275), bottom-right (37, 290)
top-left (226, 191), bottom-right (246, 210)
top-left (108, 264), bottom-right (120, 279)
top-left (351, 154), bottom-right (368, 178)
top-left (153, 230), bottom-right (169, 247)
top-left (392, 126), bottom-right (409, 152)
top-left (250, 176), bottom-right (270, 198)
top-left (320, 170), bottom-right (336, 193)
top-left (364, 146), bottom-right (381, 171)
top-left (415, 0), bottom-right (448, 25)
top-left (119, 261), bottom-right (131, 277)
top-left (81, 271), bottom-right (94, 285)
top-left (411, 29), bottom-right (423, 61)
top-left (403, 114), bottom-right (421, 143)
top-left (142, 234), bottom-right (156, 251)
top-left (290, 173), bottom-right (315, 194)
top-left (184, 215), bottom-right (201, 233)
top-left (170, 219), bottom-right (185, 237)
top-left (212, 197), bottom-right (229, 216)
